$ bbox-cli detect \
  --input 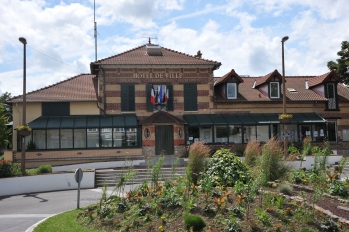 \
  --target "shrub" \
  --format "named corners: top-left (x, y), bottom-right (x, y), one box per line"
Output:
top-left (184, 214), bottom-right (206, 231)
top-left (311, 146), bottom-right (322, 154)
top-left (288, 145), bottom-right (299, 154)
top-left (302, 136), bottom-right (312, 156)
top-left (259, 137), bottom-right (291, 182)
top-left (187, 141), bottom-right (210, 185)
top-left (200, 148), bottom-right (251, 187)
top-left (36, 165), bottom-right (53, 174)
top-left (244, 140), bottom-right (260, 167)
top-left (328, 181), bottom-right (349, 198)
top-left (277, 183), bottom-right (293, 196)
top-left (0, 160), bottom-right (21, 178)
